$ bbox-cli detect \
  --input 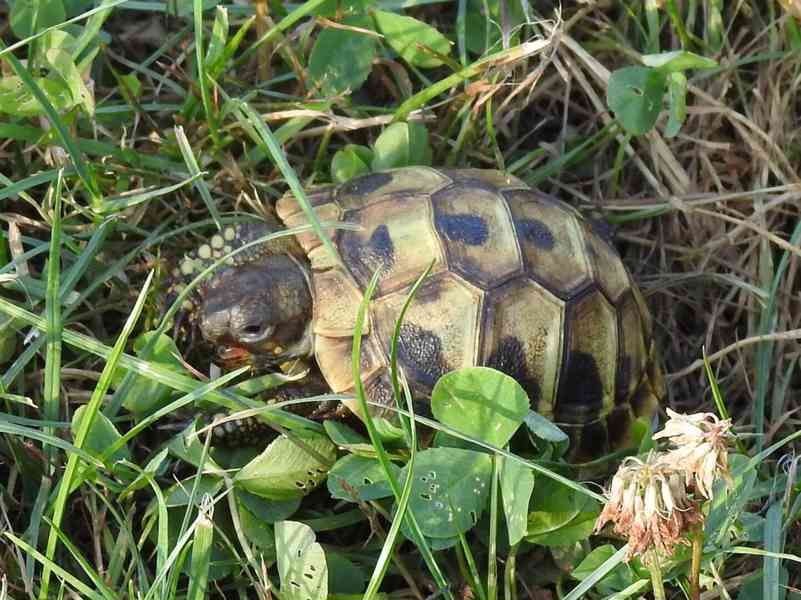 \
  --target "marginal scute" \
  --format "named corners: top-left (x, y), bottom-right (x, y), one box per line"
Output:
top-left (556, 288), bottom-right (618, 425)
top-left (617, 292), bottom-right (648, 405)
top-left (503, 189), bottom-right (592, 297)
top-left (371, 273), bottom-right (482, 394)
top-left (439, 168), bottom-right (527, 190)
top-left (276, 186), bottom-right (335, 220)
top-left (481, 279), bottom-right (564, 416)
top-left (311, 268), bottom-right (366, 337)
top-left (336, 167), bottom-right (449, 210)
top-left (431, 184), bottom-right (523, 289)
top-left (336, 196), bottom-right (446, 297)
top-left (584, 223), bottom-right (631, 304)
top-left (279, 201), bottom-right (342, 254)
top-left (315, 333), bottom-right (384, 395)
